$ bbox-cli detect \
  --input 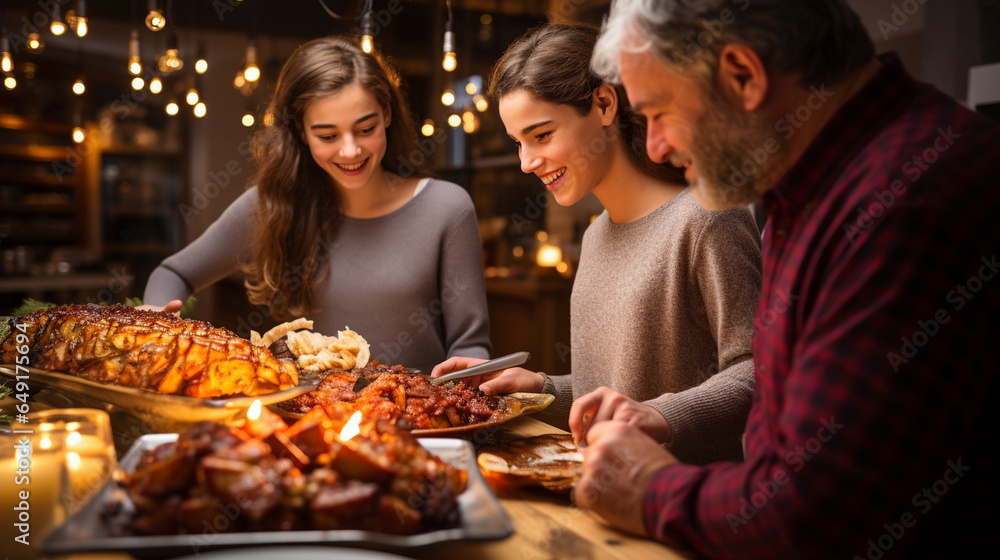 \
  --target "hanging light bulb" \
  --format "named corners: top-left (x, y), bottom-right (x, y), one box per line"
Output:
top-left (131, 76), bottom-right (145, 90)
top-left (158, 33), bottom-right (183, 73)
top-left (243, 43), bottom-right (259, 82)
top-left (149, 77), bottom-right (162, 94)
top-left (360, 9), bottom-right (374, 54)
top-left (441, 90), bottom-right (455, 106)
top-left (50, 5), bottom-right (67, 36)
top-left (193, 102), bottom-right (207, 118)
top-left (447, 114), bottom-right (461, 127)
top-left (242, 112), bottom-right (255, 127)
top-left (27, 33), bottom-right (44, 53)
top-left (3, 76), bottom-right (15, 90)
top-left (194, 42), bottom-right (208, 74)
top-left (146, 0), bottom-right (166, 32)
top-left (73, 1), bottom-right (89, 38)
top-left (165, 100), bottom-right (179, 115)
top-left (72, 77), bottom-right (86, 95)
top-left (442, 0), bottom-right (456, 72)
top-left (72, 127), bottom-right (86, 143)
top-left (421, 119), bottom-right (434, 137)
top-left (474, 94), bottom-right (488, 112)
top-left (1, 37), bottom-right (12, 74)
top-left (128, 29), bottom-right (142, 75)
top-left (185, 88), bottom-right (199, 105)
